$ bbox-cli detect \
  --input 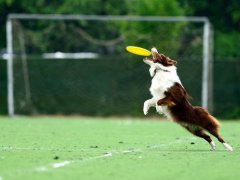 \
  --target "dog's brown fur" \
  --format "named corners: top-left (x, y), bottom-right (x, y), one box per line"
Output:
top-left (157, 82), bottom-right (225, 144)
top-left (144, 49), bottom-right (232, 150)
